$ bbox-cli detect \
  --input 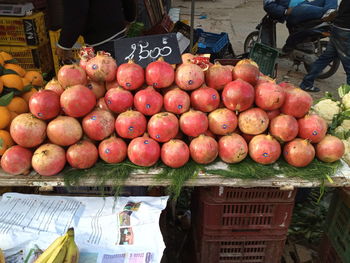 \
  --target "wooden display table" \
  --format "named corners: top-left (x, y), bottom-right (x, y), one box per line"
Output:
top-left (1, 161), bottom-right (350, 189)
